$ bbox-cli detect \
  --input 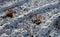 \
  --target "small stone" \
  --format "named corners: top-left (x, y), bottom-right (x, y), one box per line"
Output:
top-left (3, 8), bottom-right (16, 18)
top-left (32, 14), bottom-right (42, 25)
